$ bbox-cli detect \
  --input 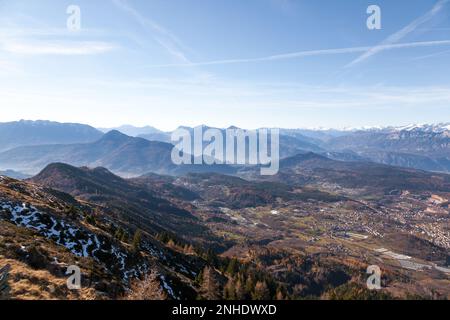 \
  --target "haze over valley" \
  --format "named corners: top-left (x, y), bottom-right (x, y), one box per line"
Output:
top-left (0, 120), bottom-right (449, 300)
top-left (1, 0), bottom-right (450, 302)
